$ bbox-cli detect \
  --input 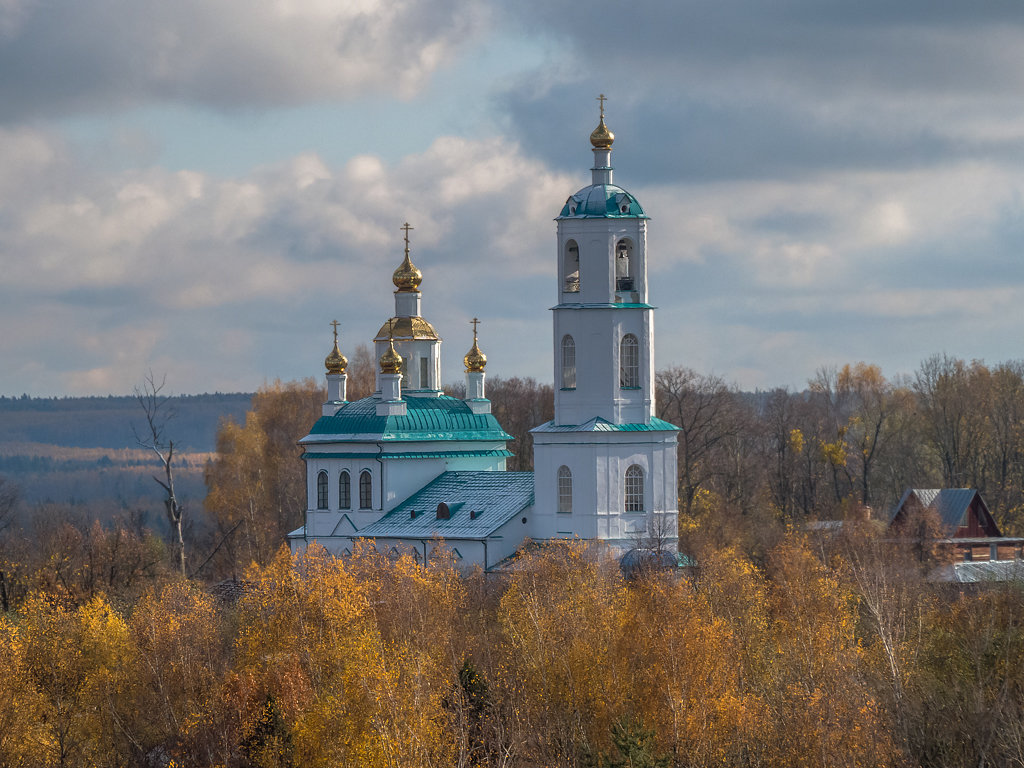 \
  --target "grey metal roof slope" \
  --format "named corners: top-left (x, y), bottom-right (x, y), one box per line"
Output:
top-left (356, 471), bottom-right (534, 540)
top-left (890, 488), bottom-right (993, 534)
top-left (931, 489), bottom-right (980, 531)
top-left (931, 560), bottom-right (1024, 584)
